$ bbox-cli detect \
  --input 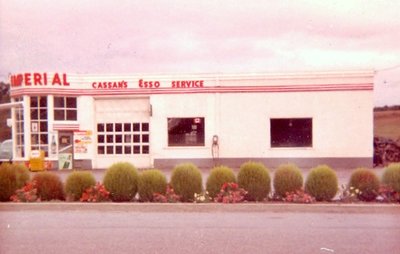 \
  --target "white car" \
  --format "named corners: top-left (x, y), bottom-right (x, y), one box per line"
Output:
top-left (0, 139), bottom-right (13, 163)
